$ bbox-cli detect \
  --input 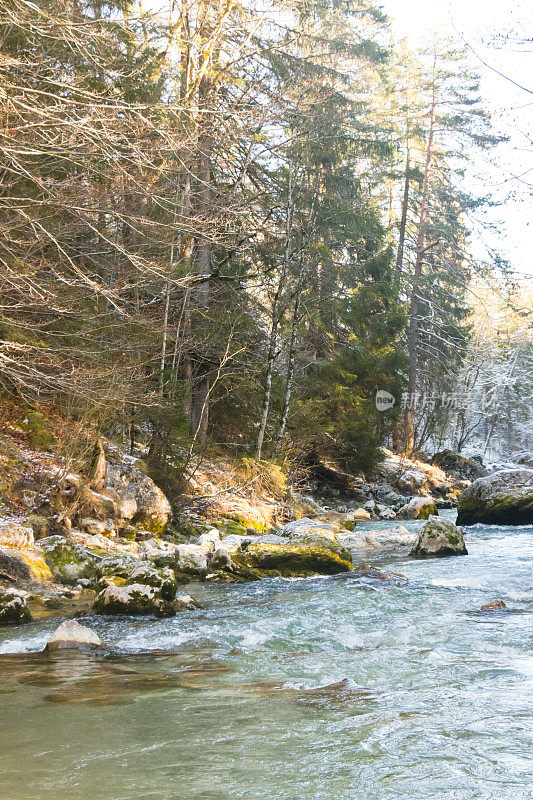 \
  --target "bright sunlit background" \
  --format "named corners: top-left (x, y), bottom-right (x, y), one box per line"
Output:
top-left (381, 0), bottom-right (533, 280)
